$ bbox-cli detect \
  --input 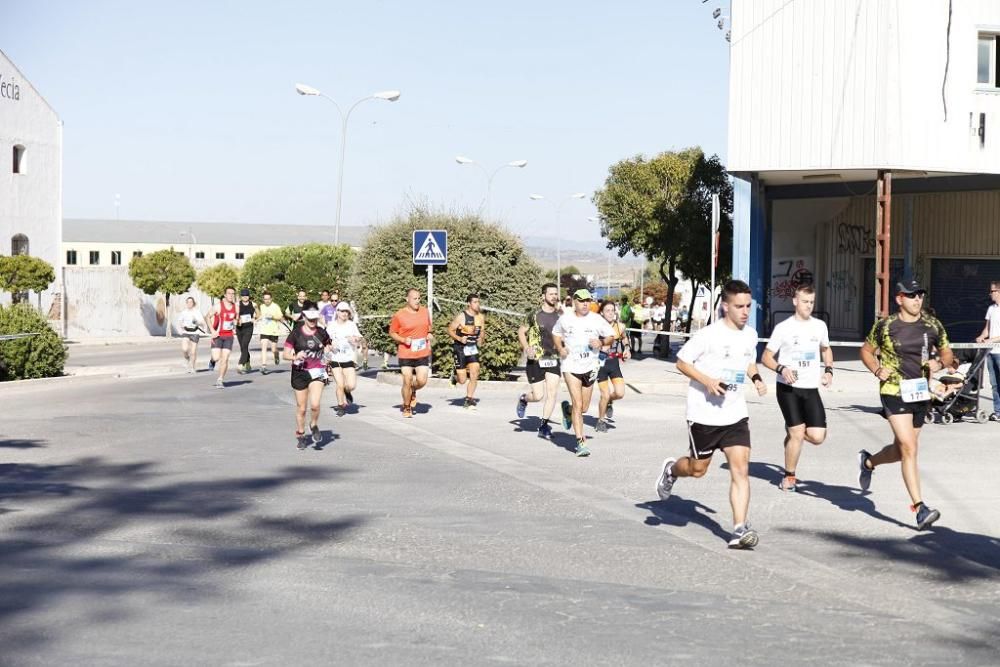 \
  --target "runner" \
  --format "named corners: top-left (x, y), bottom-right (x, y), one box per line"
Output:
top-left (516, 283), bottom-right (563, 438)
top-left (858, 278), bottom-right (954, 530)
top-left (326, 301), bottom-right (364, 416)
top-left (654, 279), bottom-right (766, 549)
top-left (449, 293), bottom-right (486, 409)
top-left (552, 289), bottom-right (615, 457)
top-left (284, 306), bottom-right (333, 450)
top-left (258, 290), bottom-right (285, 374)
top-left (389, 288), bottom-right (434, 418)
top-left (761, 283), bottom-right (834, 491)
top-left (176, 297), bottom-right (207, 373)
top-left (595, 299), bottom-right (630, 433)
top-left (234, 288), bottom-right (258, 374)
top-left (286, 289), bottom-right (308, 331)
top-left (317, 290), bottom-right (333, 324)
top-left (207, 286), bottom-right (238, 388)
